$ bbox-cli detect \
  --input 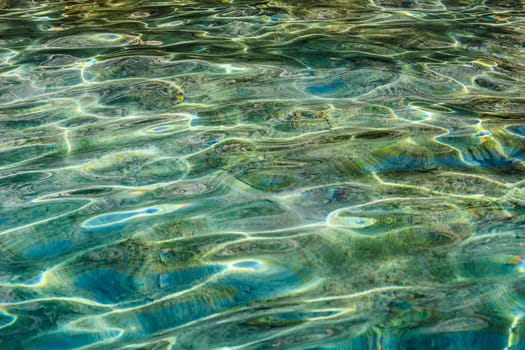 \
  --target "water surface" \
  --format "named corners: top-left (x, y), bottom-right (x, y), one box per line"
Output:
top-left (1, 0), bottom-right (525, 349)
